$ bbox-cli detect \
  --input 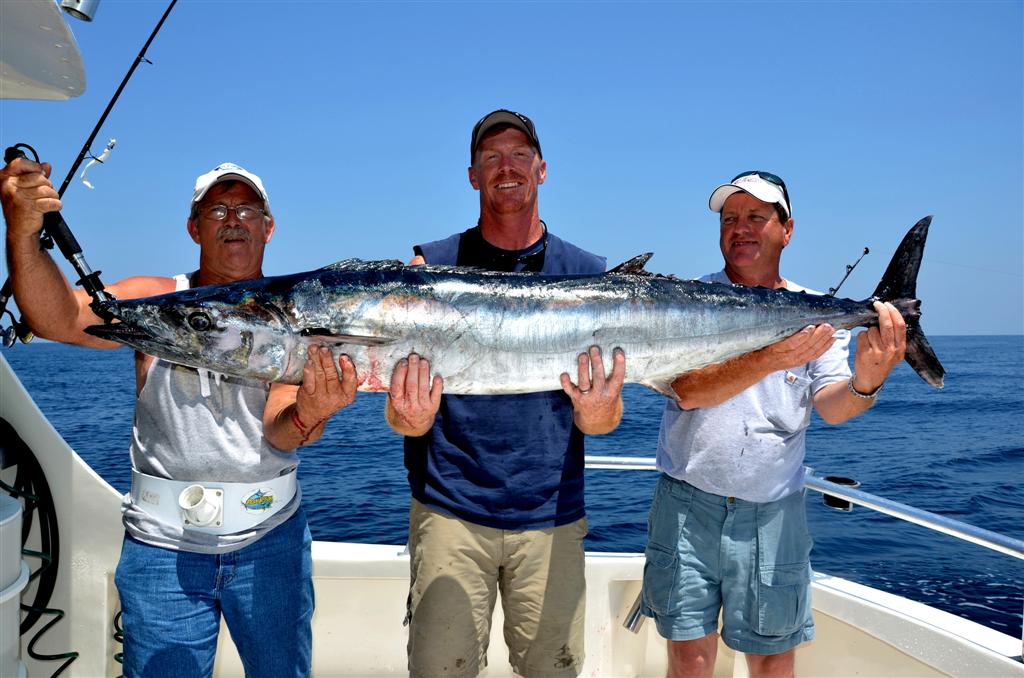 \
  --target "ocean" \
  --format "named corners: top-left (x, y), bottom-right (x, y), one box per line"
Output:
top-left (4, 336), bottom-right (1022, 639)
